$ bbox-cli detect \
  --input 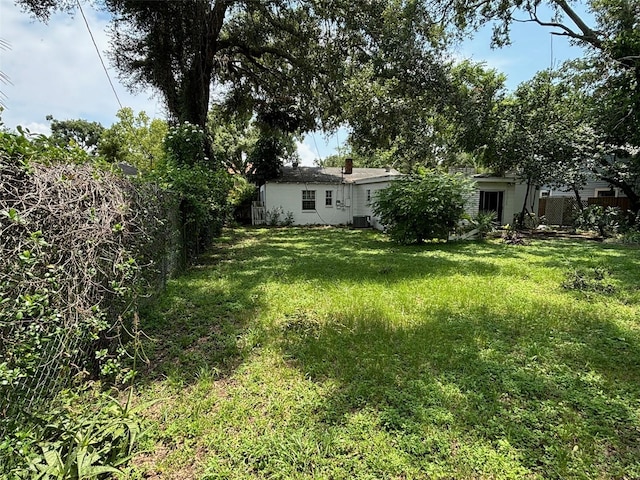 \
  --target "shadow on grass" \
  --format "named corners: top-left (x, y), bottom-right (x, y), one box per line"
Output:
top-left (136, 230), bottom-right (268, 384)
top-left (135, 227), bottom-right (640, 476)
top-left (239, 227), bottom-right (512, 283)
top-left (138, 227), bottom-right (639, 382)
top-left (136, 227), bottom-right (512, 386)
top-left (280, 300), bottom-right (640, 477)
